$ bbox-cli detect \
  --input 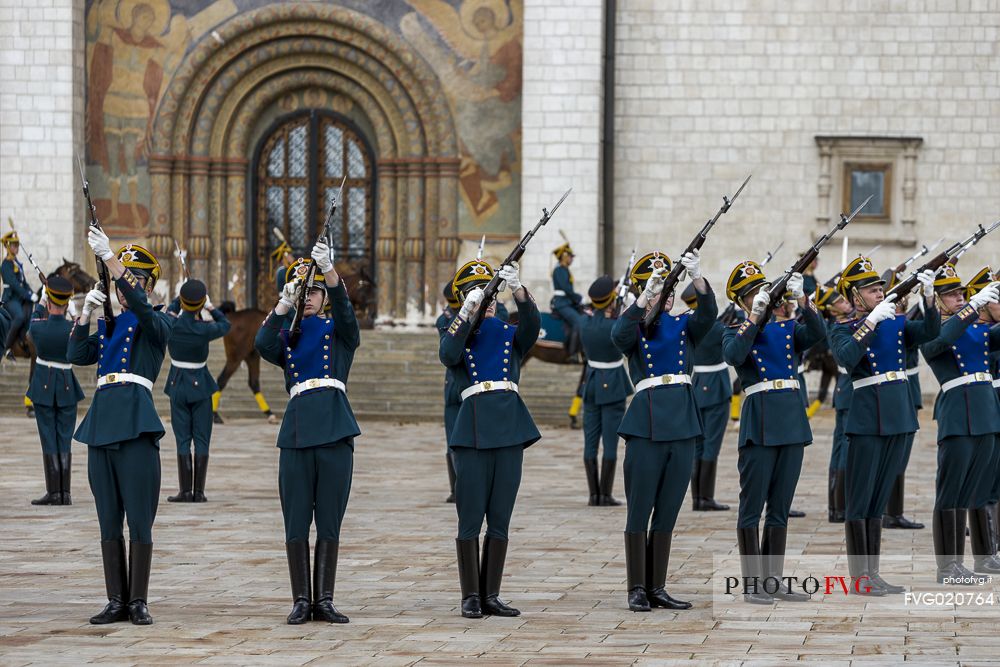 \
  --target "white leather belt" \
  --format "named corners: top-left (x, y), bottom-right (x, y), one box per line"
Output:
top-left (634, 373), bottom-right (692, 393)
top-left (461, 380), bottom-right (519, 401)
top-left (853, 371), bottom-right (908, 389)
top-left (905, 367), bottom-right (919, 377)
top-left (588, 359), bottom-right (625, 369)
top-left (36, 358), bottom-right (72, 370)
top-left (993, 379), bottom-right (1000, 388)
top-left (290, 377), bottom-right (346, 398)
top-left (171, 359), bottom-right (207, 370)
top-left (798, 364), bottom-right (807, 375)
top-left (97, 373), bottom-right (153, 391)
top-left (552, 290), bottom-right (567, 296)
top-left (941, 372), bottom-right (993, 393)
top-left (744, 378), bottom-right (800, 395)
top-left (693, 362), bottom-right (728, 373)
